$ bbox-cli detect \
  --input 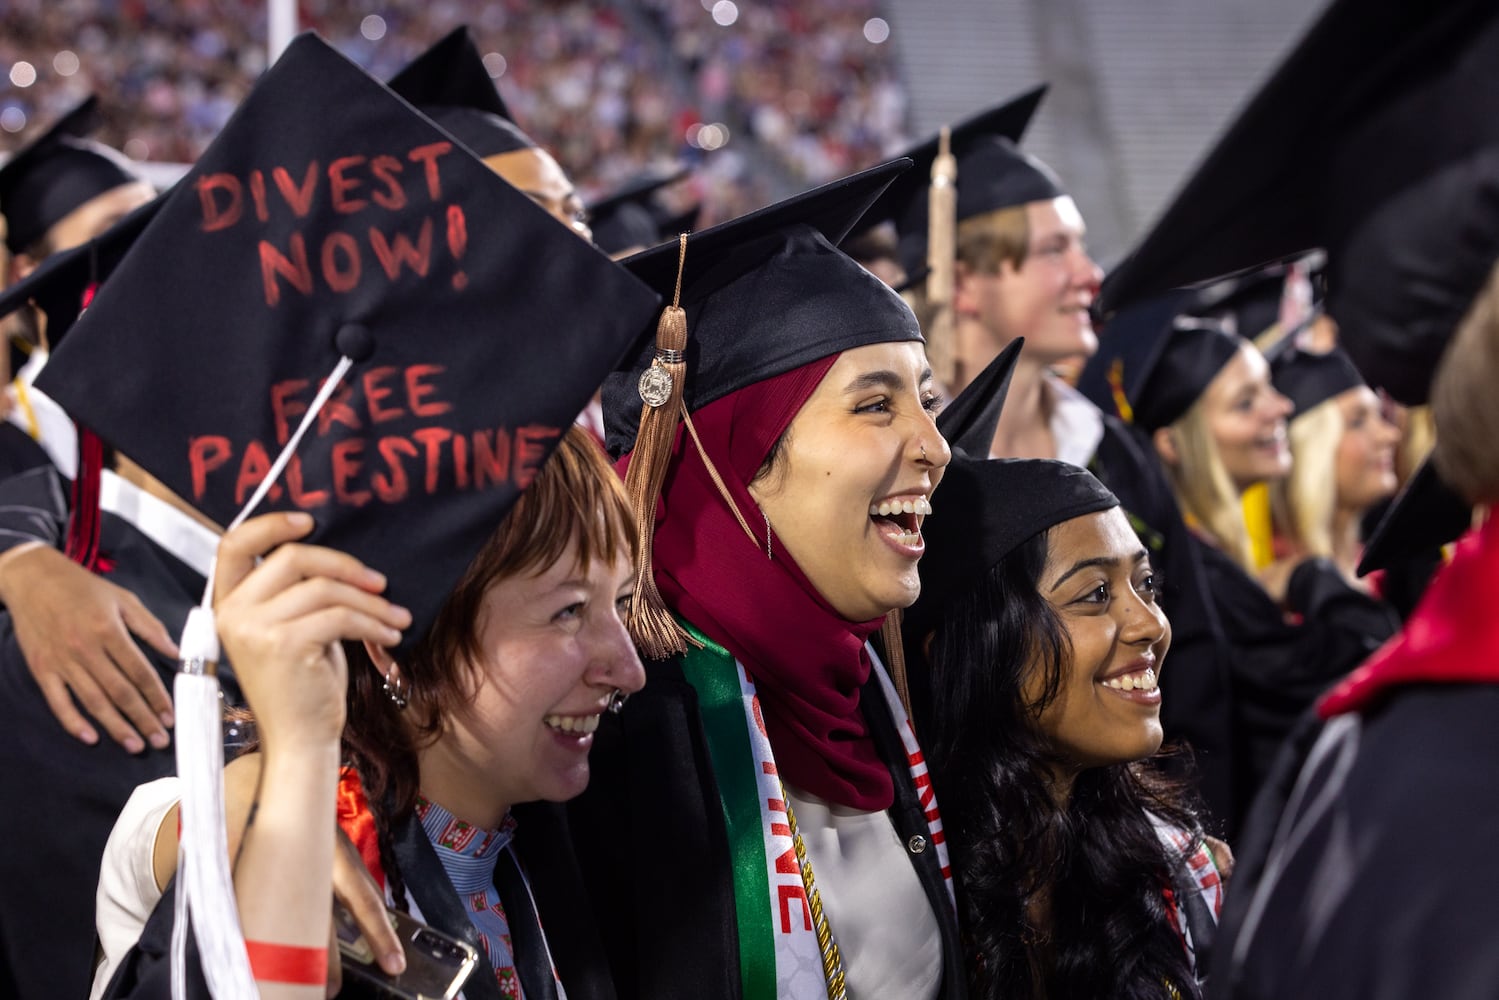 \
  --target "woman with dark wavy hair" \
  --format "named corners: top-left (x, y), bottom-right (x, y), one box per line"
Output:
top-left (903, 384), bottom-right (1224, 998)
